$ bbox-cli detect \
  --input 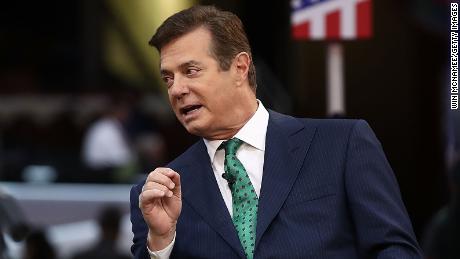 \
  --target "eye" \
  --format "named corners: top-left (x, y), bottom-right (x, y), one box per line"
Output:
top-left (186, 67), bottom-right (200, 76)
top-left (162, 75), bottom-right (174, 88)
